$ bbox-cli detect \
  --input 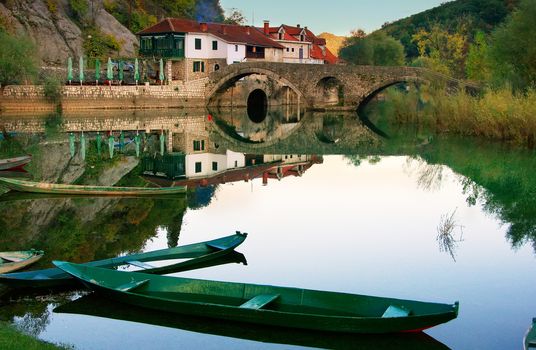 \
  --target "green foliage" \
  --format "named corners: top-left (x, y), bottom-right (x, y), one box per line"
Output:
top-left (68, 0), bottom-right (89, 22)
top-left (488, 0), bottom-right (536, 90)
top-left (411, 24), bottom-right (467, 77)
top-left (384, 84), bottom-right (536, 148)
top-left (339, 32), bottom-right (405, 66)
top-left (380, 0), bottom-right (519, 60)
top-left (223, 8), bottom-right (246, 25)
top-left (465, 31), bottom-right (491, 81)
top-left (43, 75), bottom-right (62, 102)
top-left (83, 28), bottom-right (122, 60)
top-left (0, 32), bottom-right (38, 85)
top-left (0, 322), bottom-right (68, 350)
